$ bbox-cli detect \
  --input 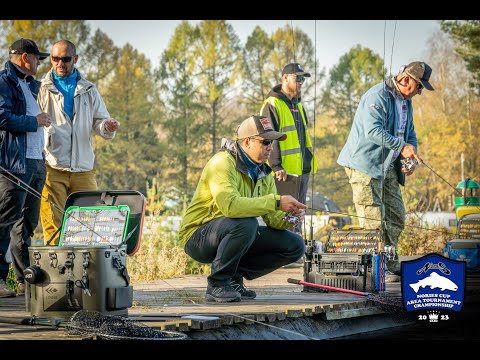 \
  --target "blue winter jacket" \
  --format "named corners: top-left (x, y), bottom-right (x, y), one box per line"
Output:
top-left (0, 61), bottom-right (41, 174)
top-left (337, 78), bottom-right (417, 186)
